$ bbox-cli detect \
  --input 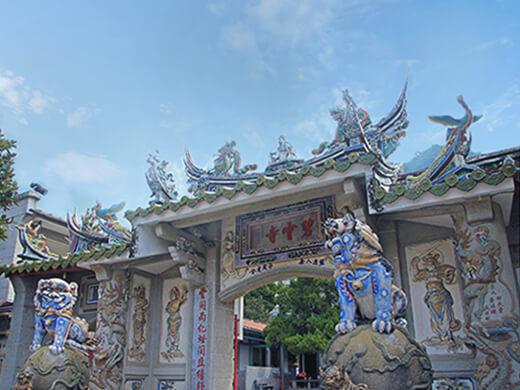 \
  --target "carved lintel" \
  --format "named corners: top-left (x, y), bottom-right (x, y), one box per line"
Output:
top-left (463, 197), bottom-right (493, 224)
top-left (343, 179), bottom-right (364, 205)
top-left (343, 178), bottom-right (358, 196)
top-left (179, 265), bottom-right (205, 287)
top-left (168, 246), bottom-right (206, 270)
top-left (91, 264), bottom-right (112, 282)
top-left (155, 222), bottom-right (206, 254)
